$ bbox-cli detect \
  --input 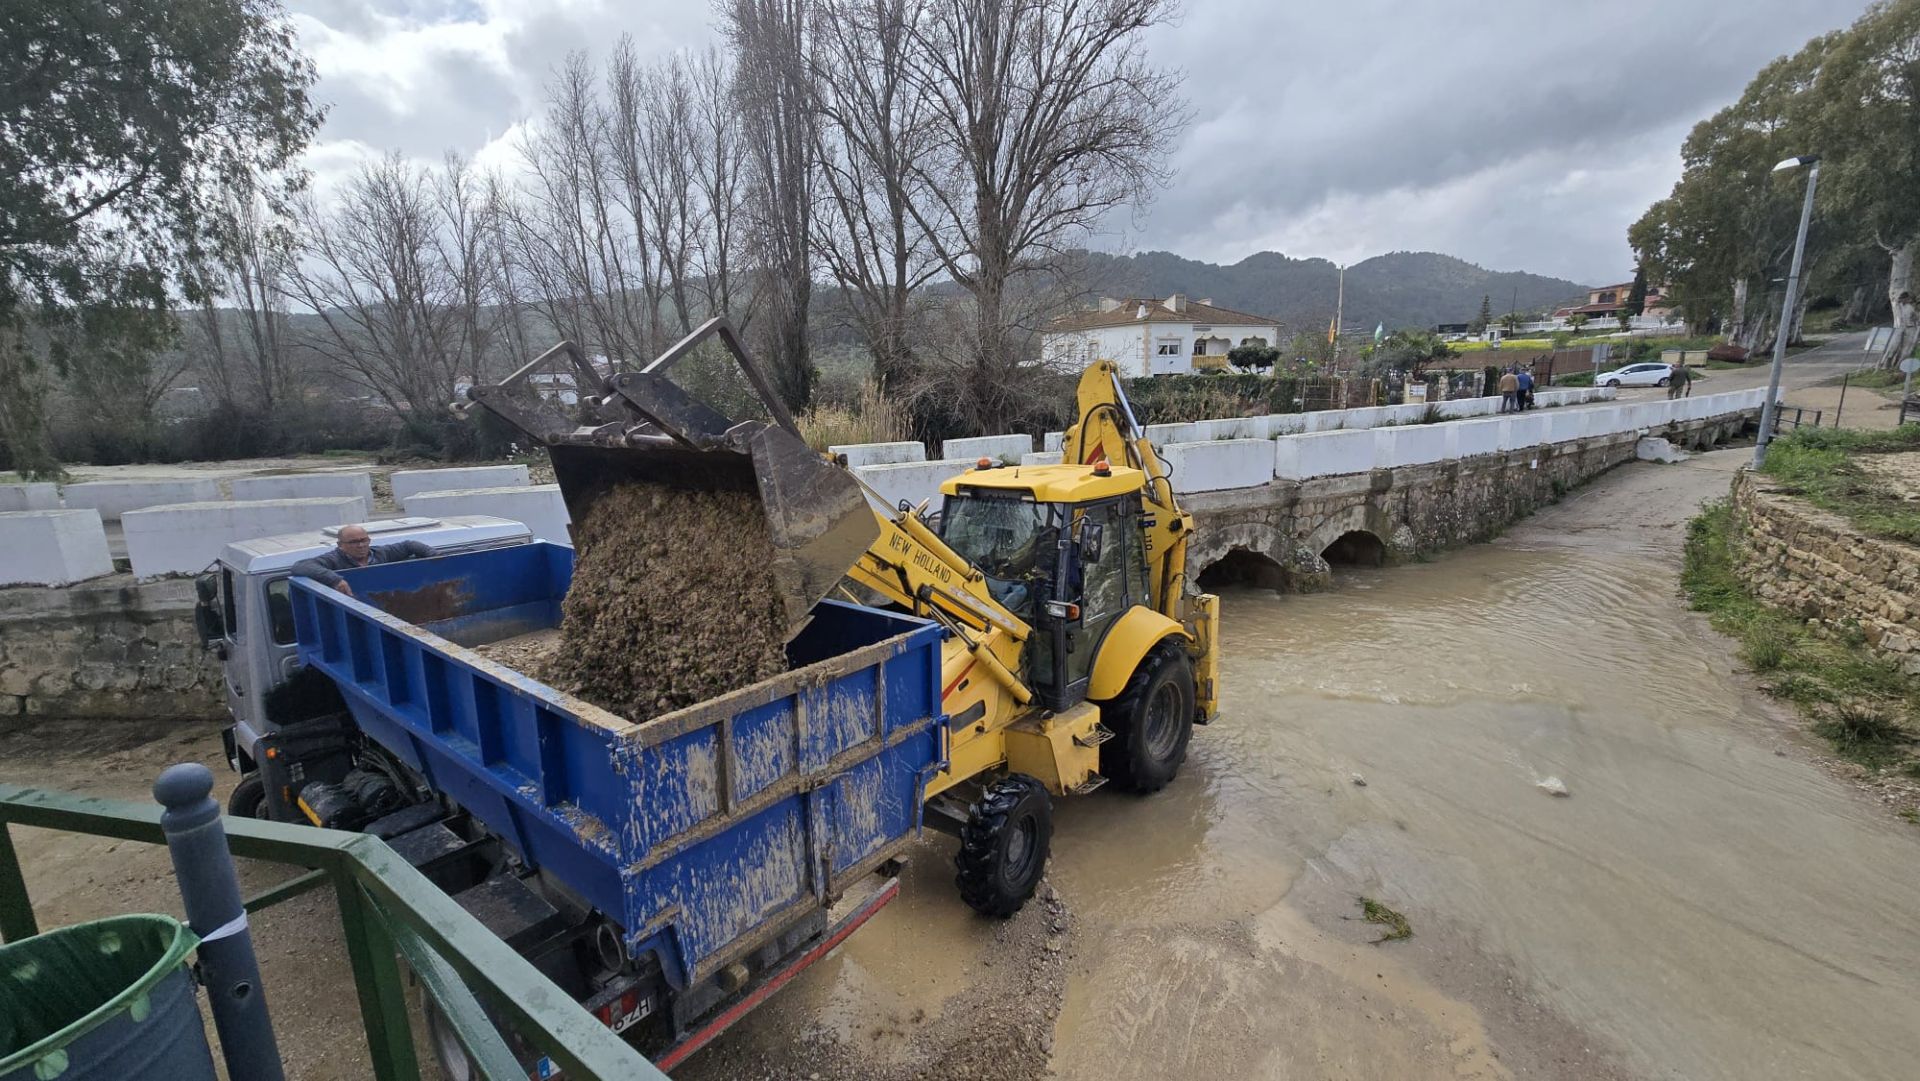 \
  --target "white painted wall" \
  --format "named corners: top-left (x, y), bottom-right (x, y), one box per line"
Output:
top-left (0, 510), bottom-right (115, 586)
top-left (854, 460), bottom-right (974, 512)
top-left (403, 485), bottom-right (571, 545)
top-left (1448, 418), bottom-right (1509, 457)
top-left (391, 465), bottom-right (530, 506)
top-left (1274, 430), bottom-right (1377, 479)
top-left (830, 441), bottom-right (925, 468)
top-left (229, 473), bottom-right (374, 518)
top-left (941, 435), bottom-right (1034, 463)
top-left (0, 483), bottom-right (60, 512)
top-left (62, 479), bottom-right (219, 521)
top-left (1160, 439), bottom-right (1274, 493)
top-left (124, 497), bottom-right (363, 580)
top-left (1374, 425), bottom-right (1453, 469)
